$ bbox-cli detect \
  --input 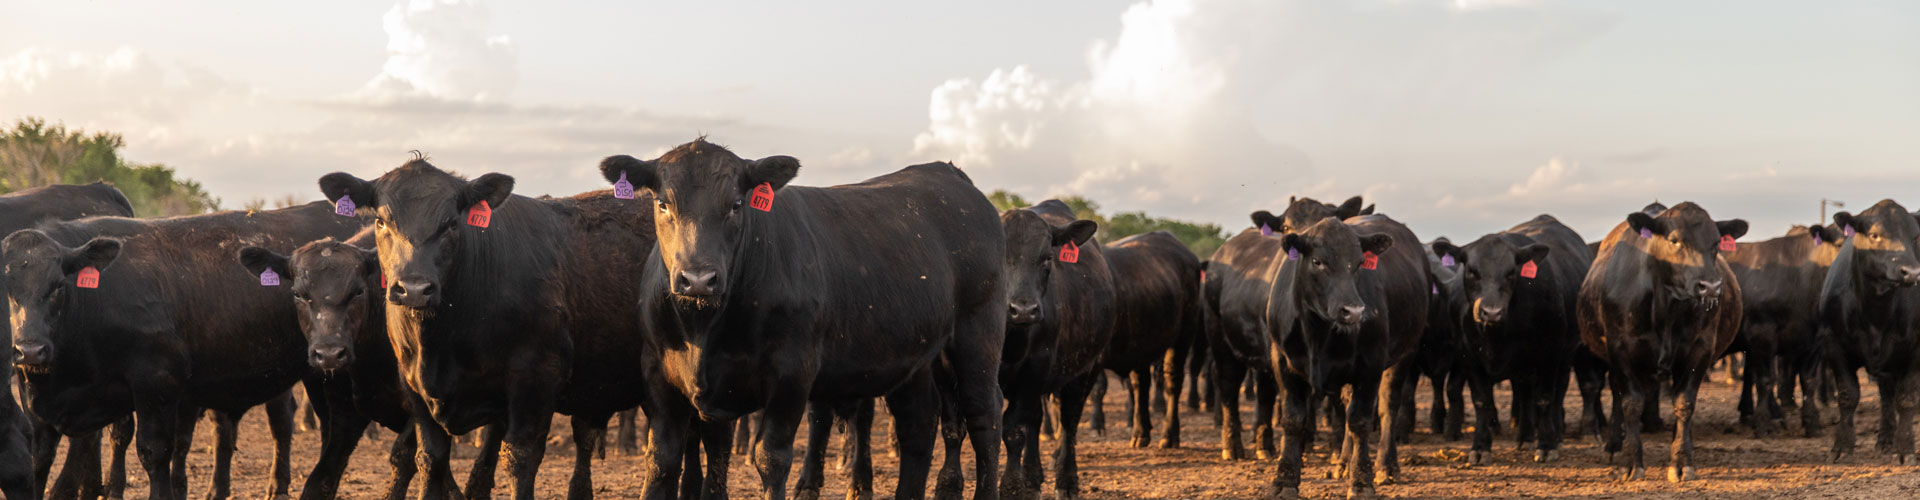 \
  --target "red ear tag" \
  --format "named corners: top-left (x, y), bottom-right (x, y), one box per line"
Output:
top-left (1719, 235), bottom-right (1736, 252)
top-left (749, 183), bottom-right (775, 212)
top-left (1361, 252), bottom-right (1378, 270)
top-left (380, 273), bottom-right (388, 290)
top-left (1058, 241), bottom-right (1080, 263)
top-left (1200, 270), bottom-right (1207, 282)
top-left (467, 200), bottom-right (492, 228)
top-left (76, 266), bottom-right (100, 289)
top-left (1520, 260), bottom-right (1538, 279)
